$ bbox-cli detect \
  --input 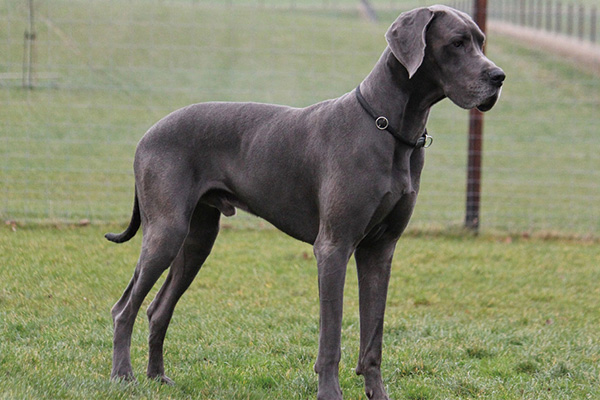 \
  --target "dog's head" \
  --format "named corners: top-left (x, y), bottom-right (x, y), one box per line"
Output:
top-left (385, 5), bottom-right (505, 112)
